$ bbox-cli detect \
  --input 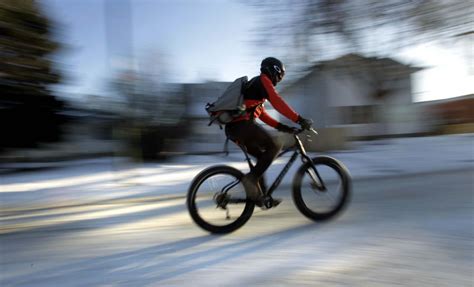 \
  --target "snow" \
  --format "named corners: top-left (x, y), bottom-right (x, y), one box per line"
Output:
top-left (0, 133), bottom-right (472, 286)
top-left (1, 134), bottom-right (472, 209)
